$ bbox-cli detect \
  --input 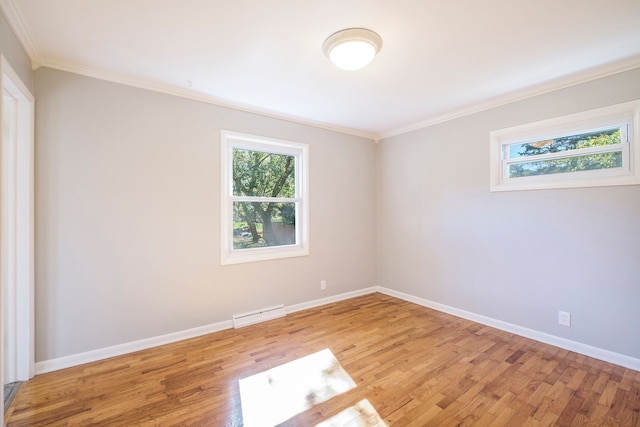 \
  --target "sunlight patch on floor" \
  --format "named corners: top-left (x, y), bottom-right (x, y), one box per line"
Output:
top-left (317, 399), bottom-right (388, 427)
top-left (239, 348), bottom-right (356, 427)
